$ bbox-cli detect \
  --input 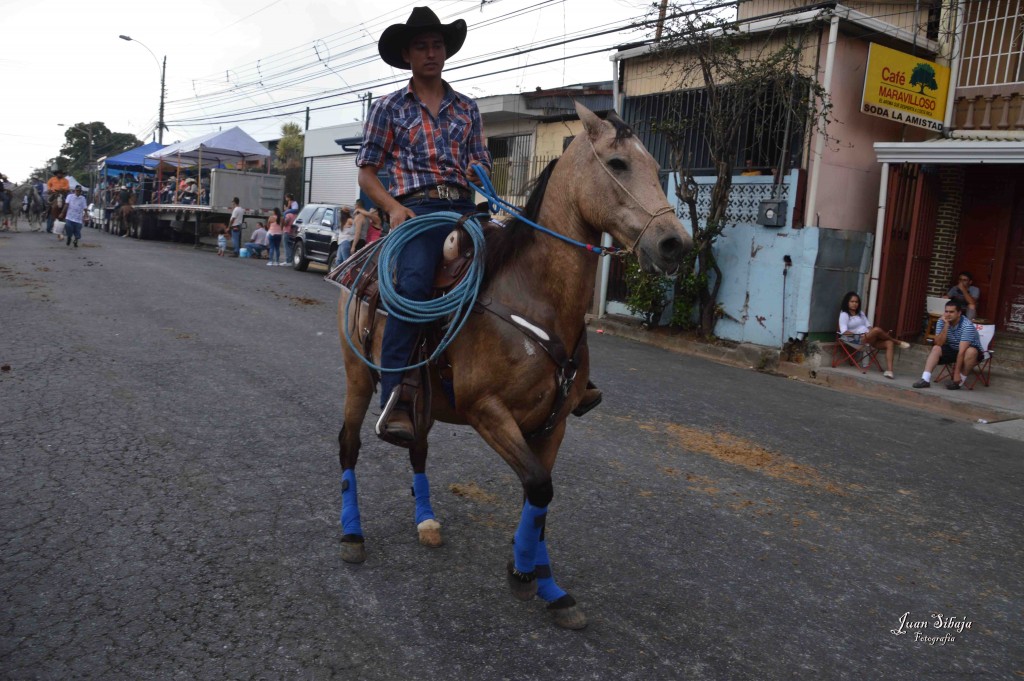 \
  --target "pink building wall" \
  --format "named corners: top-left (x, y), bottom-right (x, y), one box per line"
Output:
top-left (809, 33), bottom-right (929, 232)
